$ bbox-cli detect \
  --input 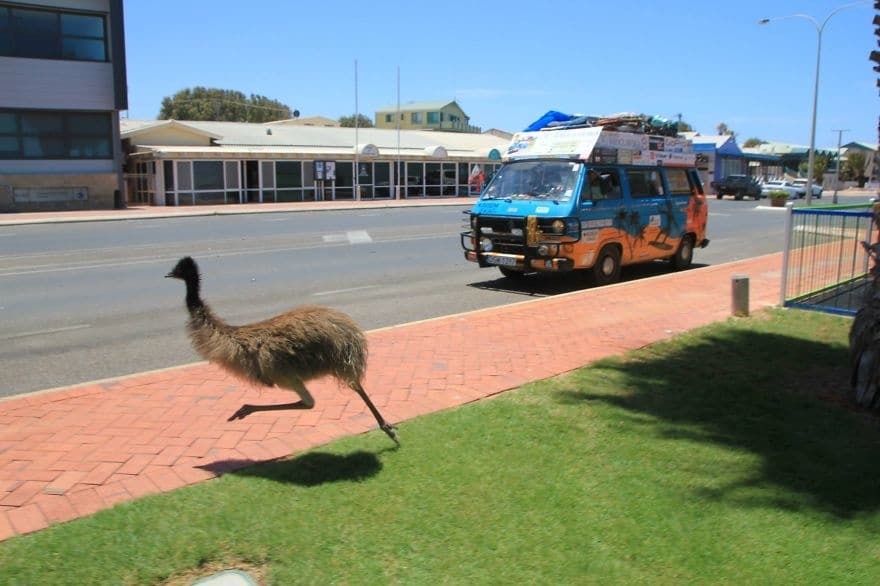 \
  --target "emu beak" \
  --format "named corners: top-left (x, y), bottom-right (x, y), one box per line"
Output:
top-left (164, 272), bottom-right (174, 278)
